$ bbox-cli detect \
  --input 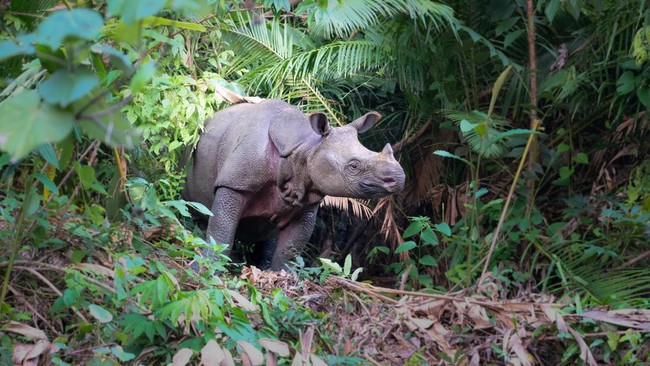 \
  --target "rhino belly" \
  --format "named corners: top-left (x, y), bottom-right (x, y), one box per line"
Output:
top-left (235, 217), bottom-right (278, 242)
